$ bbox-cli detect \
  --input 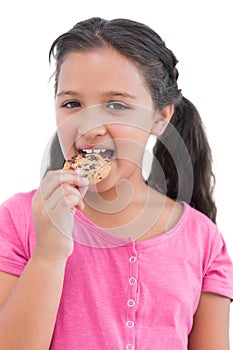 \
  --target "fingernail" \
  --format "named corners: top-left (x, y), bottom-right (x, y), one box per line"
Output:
top-left (75, 169), bottom-right (84, 176)
top-left (79, 177), bottom-right (89, 185)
